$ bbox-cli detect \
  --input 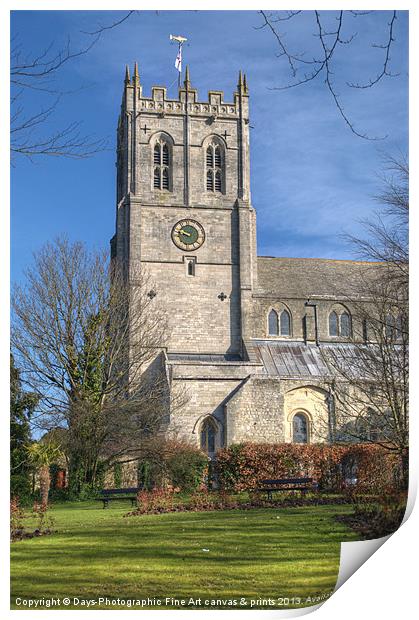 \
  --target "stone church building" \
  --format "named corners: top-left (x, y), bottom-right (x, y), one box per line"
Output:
top-left (111, 63), bottom-right (374, 458)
